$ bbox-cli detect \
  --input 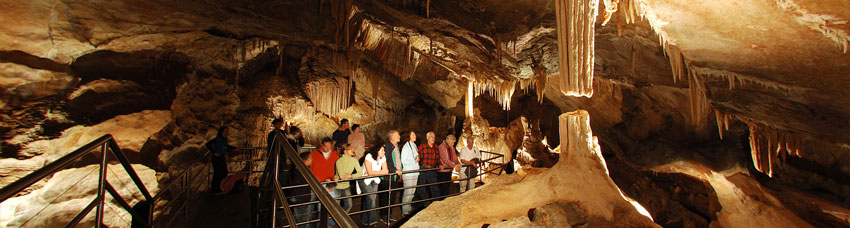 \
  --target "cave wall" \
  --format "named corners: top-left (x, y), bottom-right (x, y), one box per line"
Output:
top-left (0, 0), bottom-right (848, 227)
